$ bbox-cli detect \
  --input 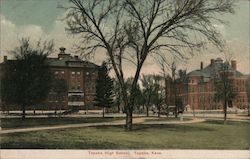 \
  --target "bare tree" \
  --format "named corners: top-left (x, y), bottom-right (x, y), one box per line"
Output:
top-left (214, 57), bottom-right (237, 124)
top-left (141, 75), bottom-right (155, 117)
top-left (65, 0), bottom-right (235, 130)
top-left (141, 74), bottom-right (165, 117)
top-left (113, 78), bottom-right (122, 113)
